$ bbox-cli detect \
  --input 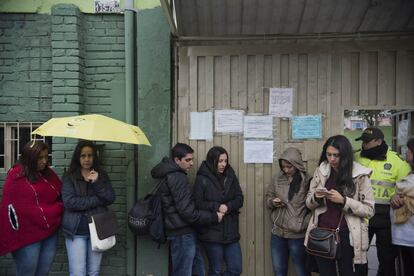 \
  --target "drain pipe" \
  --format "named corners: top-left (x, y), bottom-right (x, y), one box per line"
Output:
top-left (124, 0), bottom-right (136, 275)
